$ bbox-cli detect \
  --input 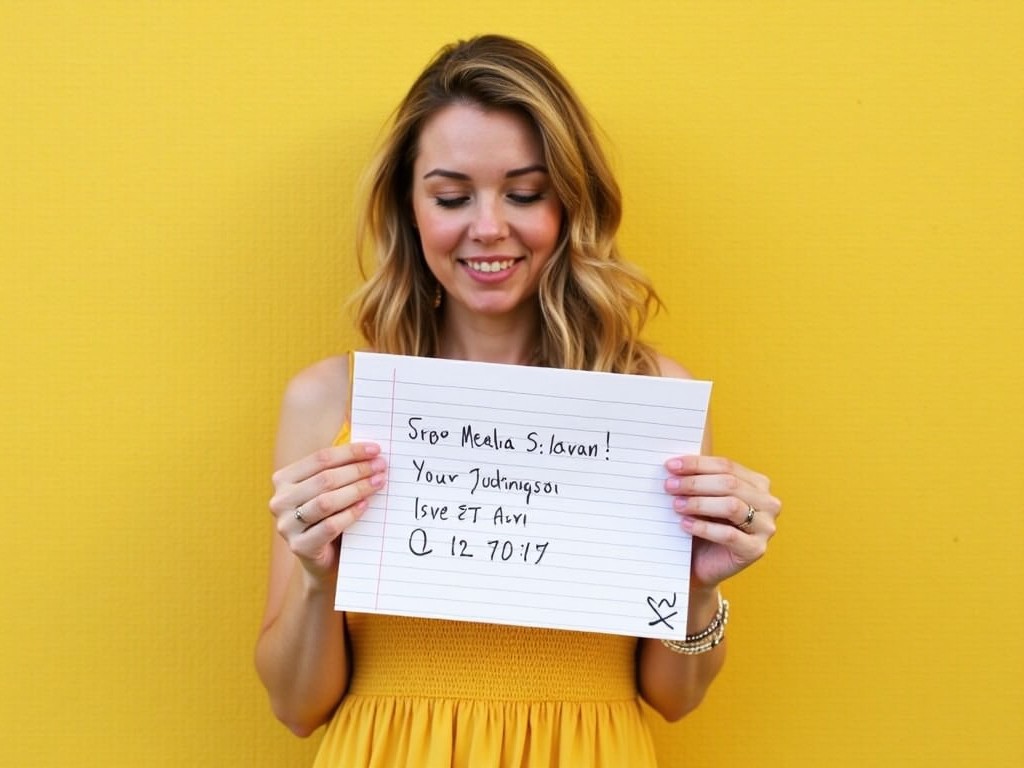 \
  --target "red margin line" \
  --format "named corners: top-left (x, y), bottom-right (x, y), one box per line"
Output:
top-left (373, 367), bottom-right (397, 610)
